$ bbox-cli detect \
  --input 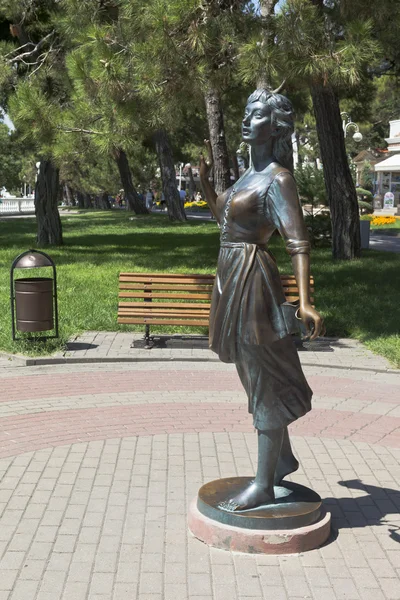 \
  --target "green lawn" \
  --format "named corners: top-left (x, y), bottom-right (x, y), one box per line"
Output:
top-left (1, 211), bottom-right (399, 367)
